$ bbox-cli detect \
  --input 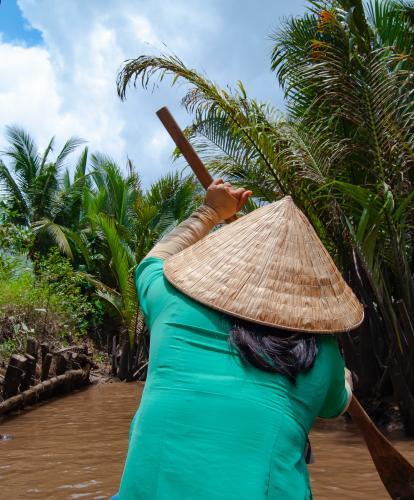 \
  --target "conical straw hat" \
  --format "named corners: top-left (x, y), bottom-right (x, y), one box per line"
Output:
top-left (164, 196), bottom-right (364, 333)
